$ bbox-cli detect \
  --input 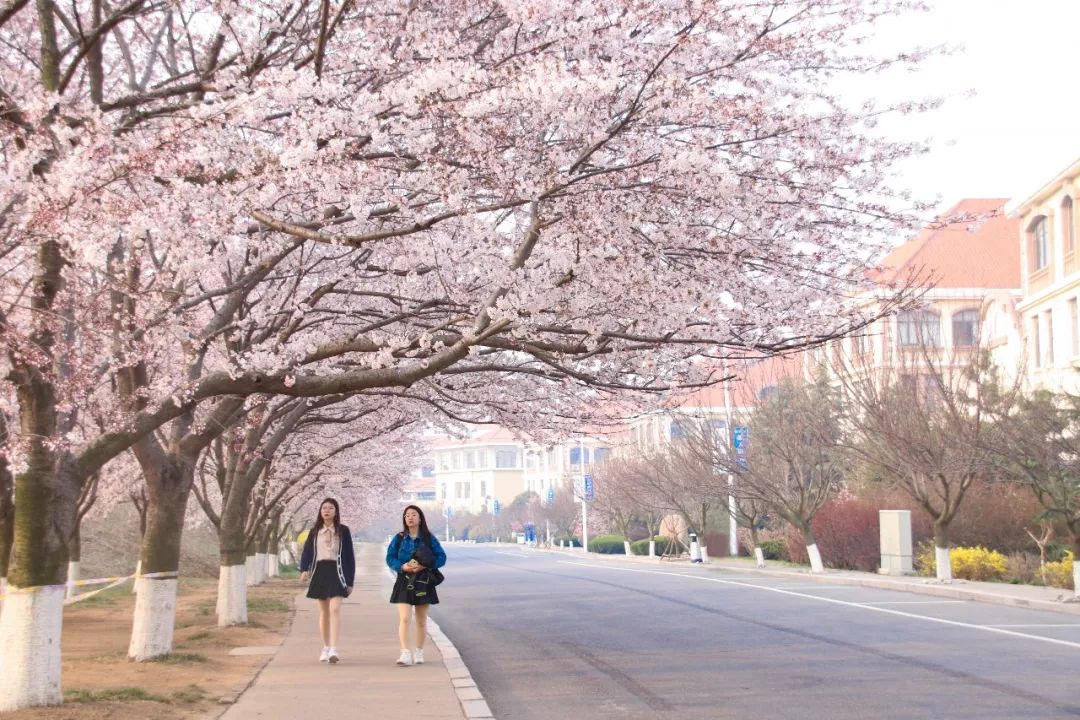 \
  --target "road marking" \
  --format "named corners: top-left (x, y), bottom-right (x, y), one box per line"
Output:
top-left (557, 561), bottom-right (1080, 651)
top-left (859, 600), bottom-right (968, 605)
top-left (988, 624), bottom-right (1080, 628)
top-left (495, 551), bottom-right (532, 558)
